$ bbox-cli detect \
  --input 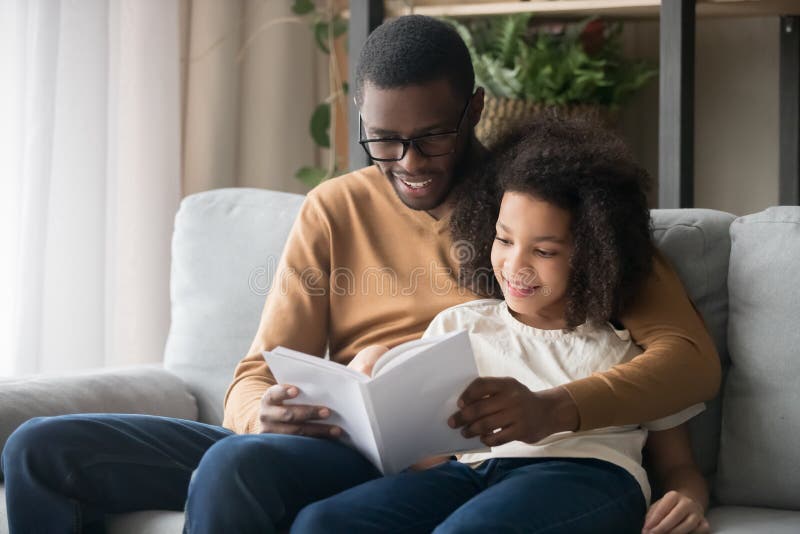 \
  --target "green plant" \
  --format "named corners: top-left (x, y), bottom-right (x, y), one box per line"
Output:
top-left (445, 15), bottom-right (657, 108)
top-left (292, 0), bottom-right (348, 188)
